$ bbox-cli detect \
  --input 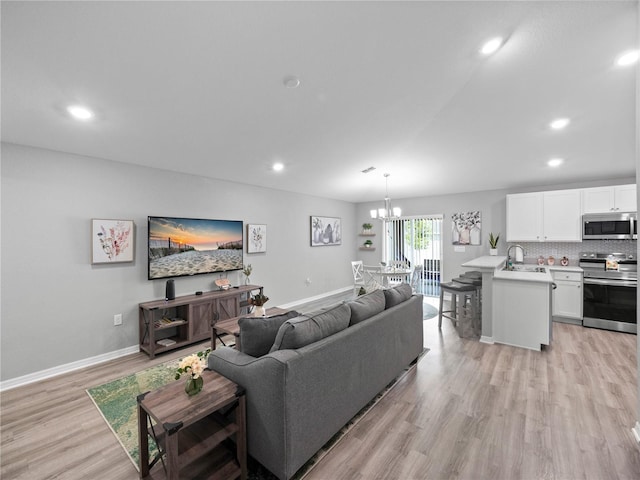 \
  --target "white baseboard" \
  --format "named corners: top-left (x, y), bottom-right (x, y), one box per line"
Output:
top-left (2, 288), bottom-right (353, 392)
top-left (0, 344), bottom-right (139, 392)
top-left (480, 336), bottom-right (494, 344)
top-left (633, 422), bottom-right (640, 443)
top-left (278, 286), bottom-right (352, 310)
